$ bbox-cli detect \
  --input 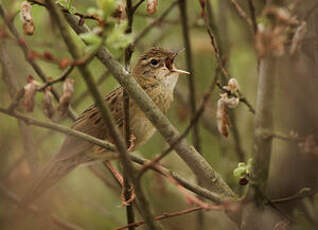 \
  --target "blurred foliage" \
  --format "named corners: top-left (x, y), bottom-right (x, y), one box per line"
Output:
top-left (1, 0), bottom-right (318, 230)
